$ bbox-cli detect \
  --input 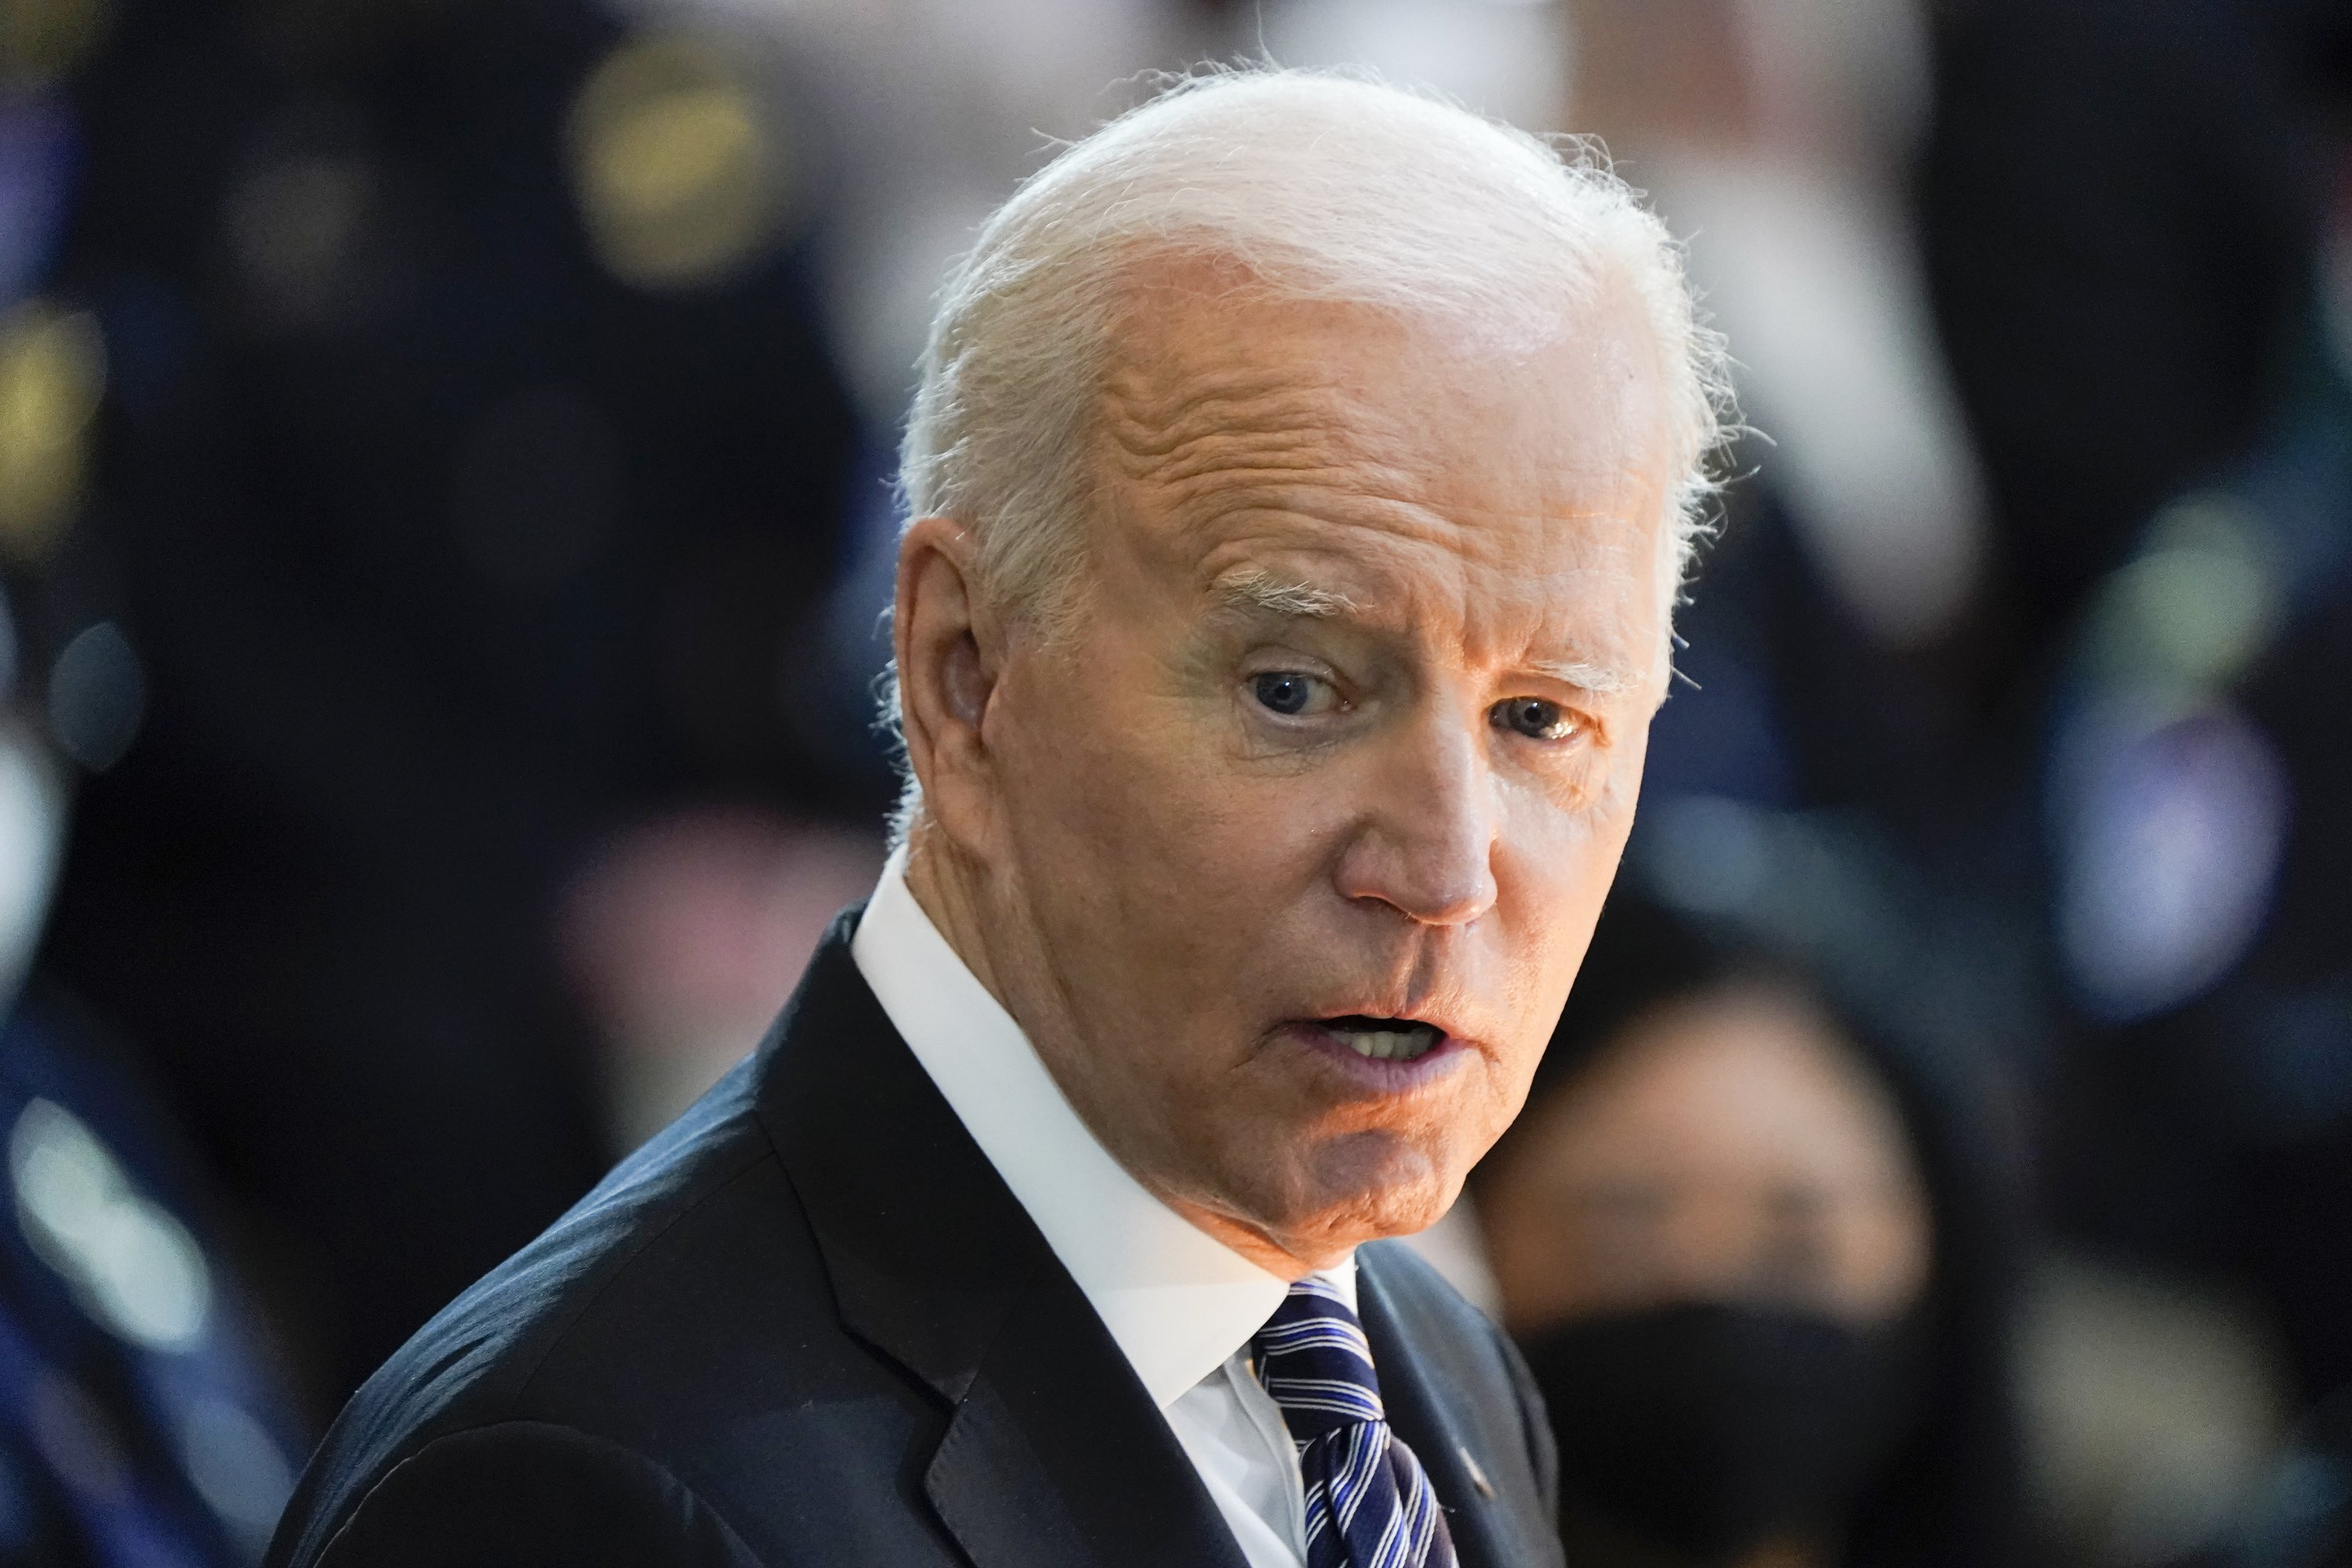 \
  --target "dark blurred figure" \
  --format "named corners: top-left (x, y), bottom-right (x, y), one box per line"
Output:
top-left (1475, 891), bottom-right (2030, 1568)
top-left (0, 8), bottom-right (328, 1561)
top-left (1920, 0), bottom-right (2352, 1436)
top-left (32, 0), bottom-right (862, 1406)
top-left (0, 991), bottom-right (310, 1568)
top-left (1919, 0), bottom-right (2321, 695)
